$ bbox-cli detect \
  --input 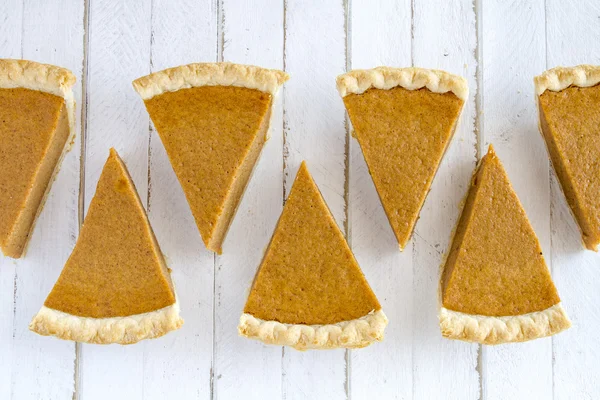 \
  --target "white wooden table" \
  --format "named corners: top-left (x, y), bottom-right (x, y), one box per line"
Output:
top-left (1, 0), bottom-right (599, 399)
